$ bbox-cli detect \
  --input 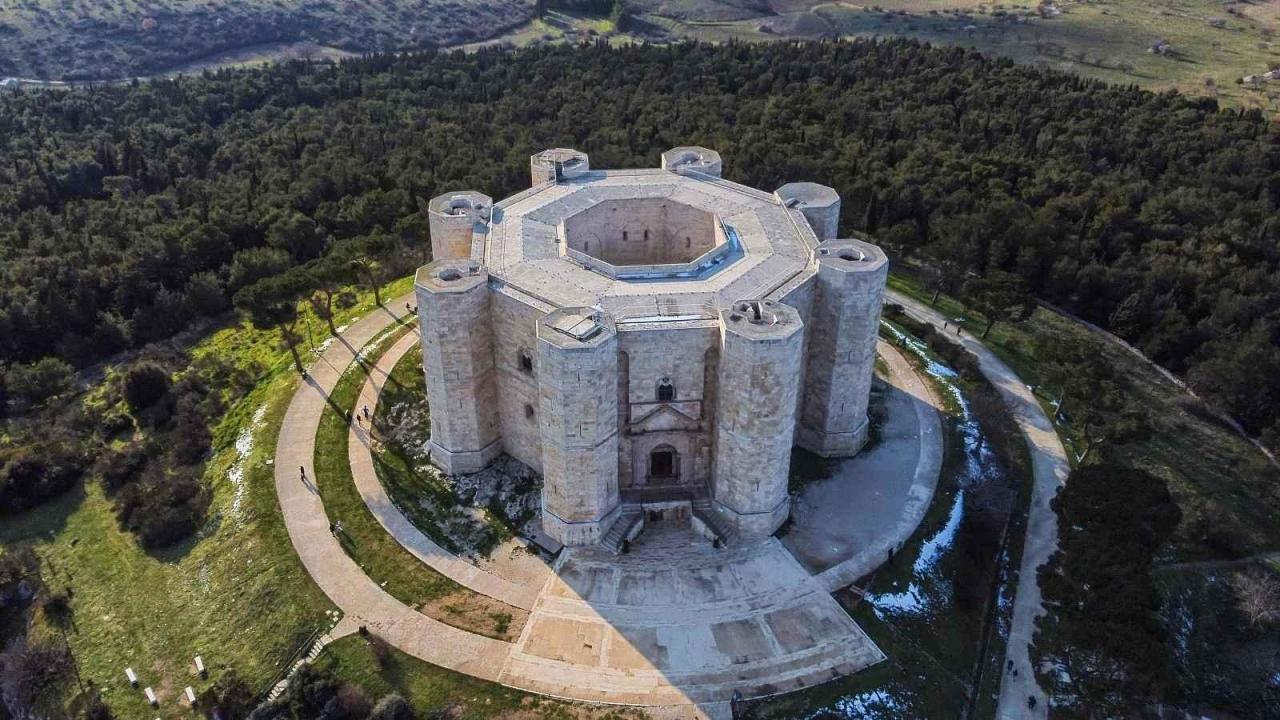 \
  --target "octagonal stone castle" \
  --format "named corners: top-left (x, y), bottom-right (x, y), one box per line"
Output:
top-left (416, 147), bottom-right (888, 549)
